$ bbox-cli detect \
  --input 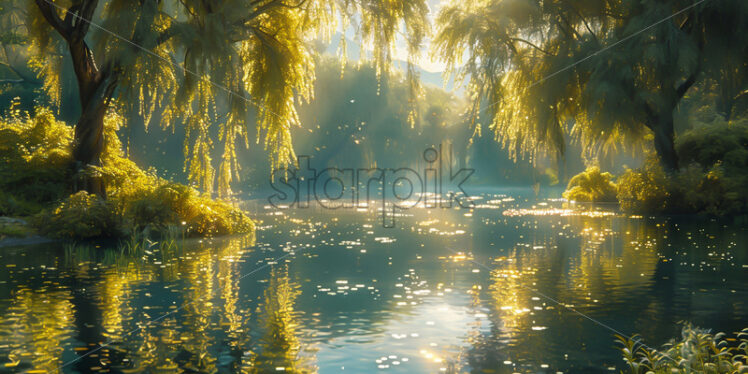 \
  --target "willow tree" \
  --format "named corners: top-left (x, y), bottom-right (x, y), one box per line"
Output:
top-left (26, 0), bottom-right (428, 196)
top-left (433, 0), bottom-right (748, 171)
